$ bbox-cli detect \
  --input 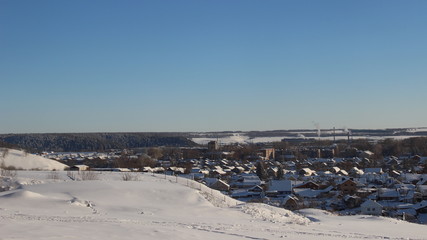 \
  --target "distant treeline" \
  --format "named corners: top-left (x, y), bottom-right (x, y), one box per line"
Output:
top-left (0, 133), bottom-right (197, 152)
